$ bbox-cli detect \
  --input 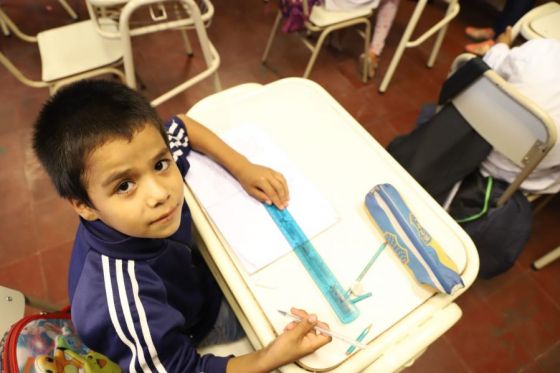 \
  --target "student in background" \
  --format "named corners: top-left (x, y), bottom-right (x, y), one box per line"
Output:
top-left (33, 80), bottom-right (332, 372)
top-left (464, 0), bottom-right (535, 55)
top-left (325, 0), bottom-right (401, 78)
top-left (479, 30), bottom-right (560, 193)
